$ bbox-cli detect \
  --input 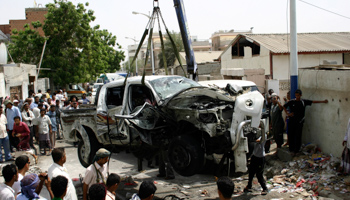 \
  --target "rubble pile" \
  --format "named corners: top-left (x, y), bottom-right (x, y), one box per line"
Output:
top-left (265, 144), bottom-right (350, 199)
